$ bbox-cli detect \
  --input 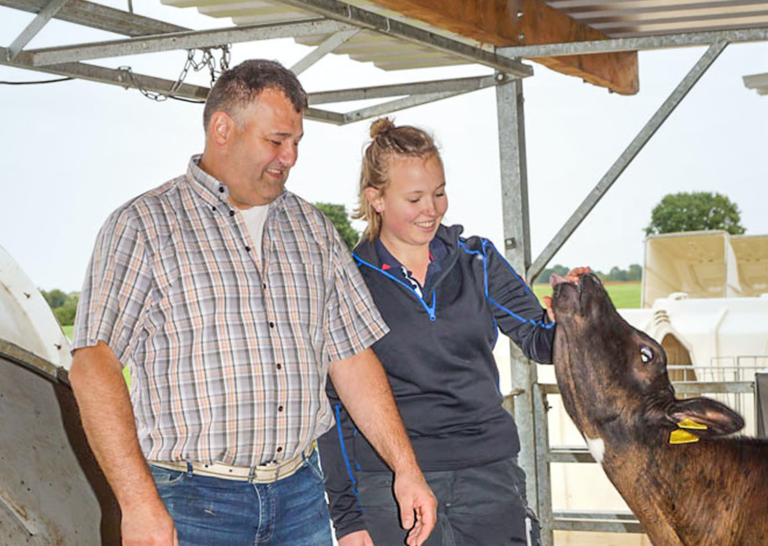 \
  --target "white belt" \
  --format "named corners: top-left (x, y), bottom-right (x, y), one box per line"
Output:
top-left (149, 445), bottom-right (314, 484)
